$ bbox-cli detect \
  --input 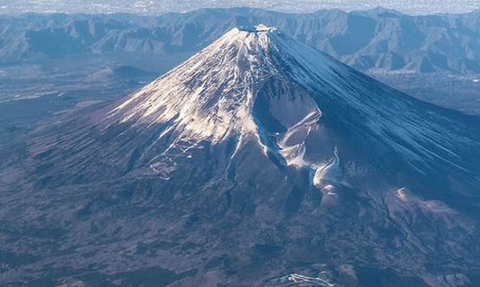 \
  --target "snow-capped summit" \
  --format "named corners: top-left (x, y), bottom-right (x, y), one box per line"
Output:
top-left (108, 25), bottom-right (347, 178)
top-left (108, 25), bottom-right (479, 184)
